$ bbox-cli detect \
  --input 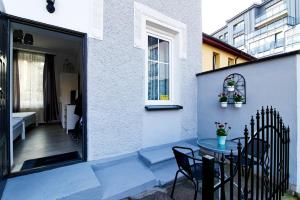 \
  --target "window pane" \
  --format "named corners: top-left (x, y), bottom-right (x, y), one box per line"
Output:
top-left (159, 63), bottom-right (169, 100)
top-left (18, 52), bottom-right (45, 109)
top-left (159, 39), bottom-right (169, 63)
top-left (148, 36), bottom-right (158, 61)
top-left (148, 61), bottom-right (158, 100)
